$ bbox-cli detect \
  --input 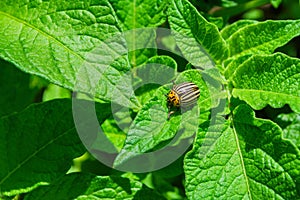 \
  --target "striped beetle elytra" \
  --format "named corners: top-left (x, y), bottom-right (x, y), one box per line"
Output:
top-left (167, 82), bottom-right (200, 119)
